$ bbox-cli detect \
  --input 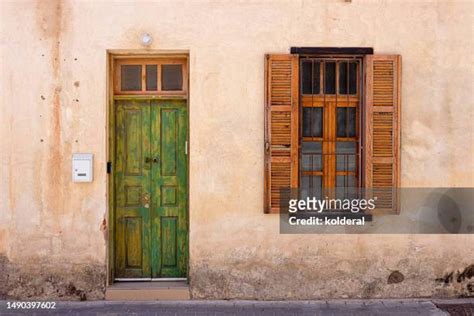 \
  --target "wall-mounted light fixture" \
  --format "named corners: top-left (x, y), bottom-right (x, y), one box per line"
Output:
top-left (141, 33), bottom-right (153, 47)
